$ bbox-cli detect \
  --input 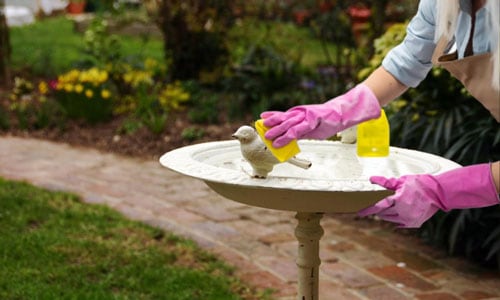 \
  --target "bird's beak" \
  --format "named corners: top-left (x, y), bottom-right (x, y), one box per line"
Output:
top-left (231, 134), bottom-right (238, 139)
